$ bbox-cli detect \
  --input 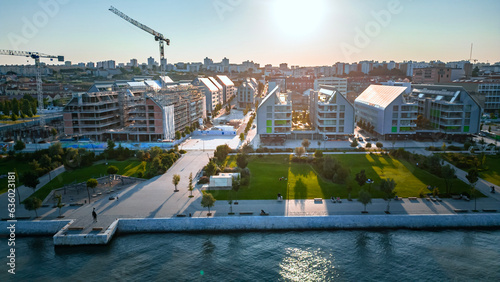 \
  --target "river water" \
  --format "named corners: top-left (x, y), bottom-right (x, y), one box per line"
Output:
top-left (2, 229), bottom-right (500, 281)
